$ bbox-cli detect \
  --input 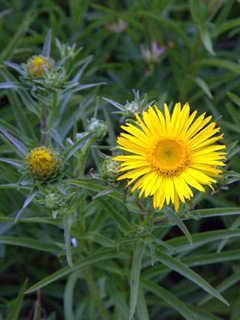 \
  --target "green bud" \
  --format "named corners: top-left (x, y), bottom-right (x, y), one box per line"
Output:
top-left (43, 68), bottom-right (65, 90)
top-left (45, 193), bottom-right (63, 210)
top-left (87, 118), bottom-right (107, 140)
top-left (102, 156), bottom-right (120, 179)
